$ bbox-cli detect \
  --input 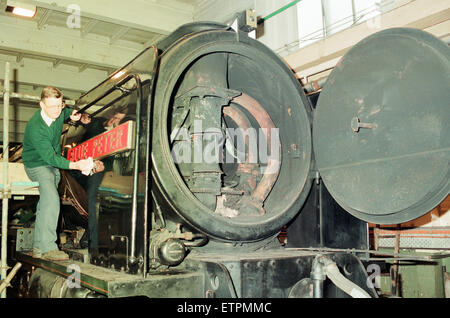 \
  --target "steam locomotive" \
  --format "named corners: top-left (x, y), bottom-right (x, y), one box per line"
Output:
top-left (12, 21), bottom-right (449, 299)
